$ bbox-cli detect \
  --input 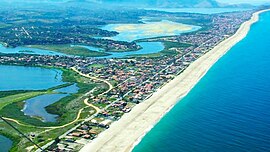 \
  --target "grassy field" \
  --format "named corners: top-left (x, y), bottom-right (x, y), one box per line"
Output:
top-left (26, 45), bottom-right (111, 57)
